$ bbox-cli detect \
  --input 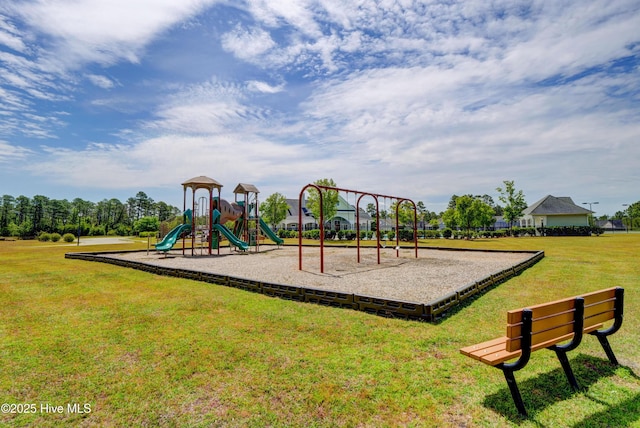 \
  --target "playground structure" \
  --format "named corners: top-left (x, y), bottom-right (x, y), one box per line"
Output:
top-left (298, 184), bottom-right (418, 273)
top-left (155, 176), bottom-right (283, 256)
top-left (70, 179), bottom-right (544, 321)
